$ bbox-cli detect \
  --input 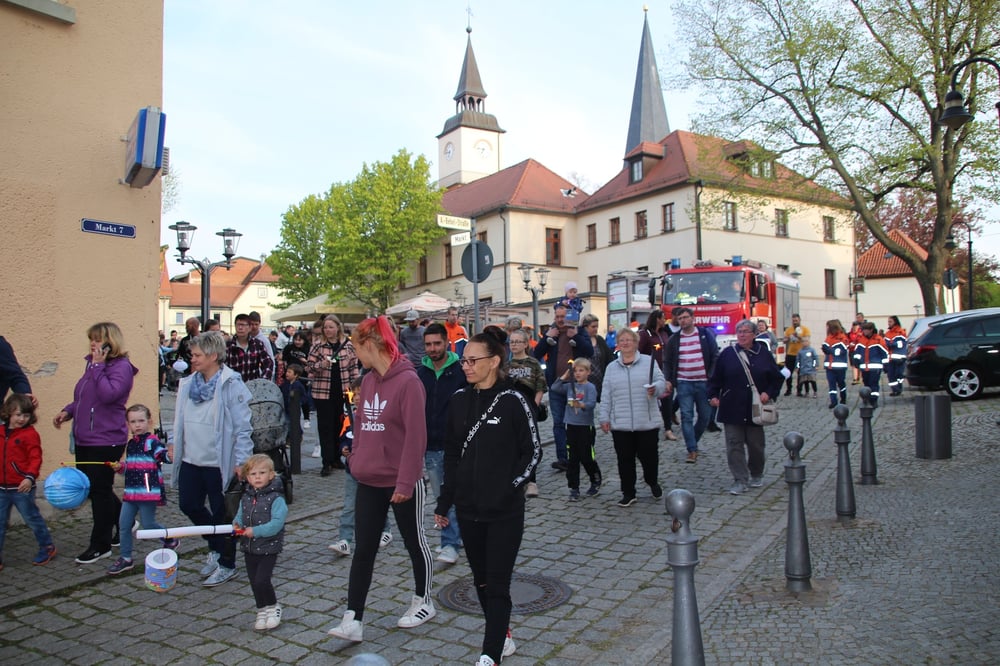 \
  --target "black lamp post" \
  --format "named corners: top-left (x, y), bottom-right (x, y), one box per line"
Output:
top-left (518, 264), bottom-right (550, 340)
top-left (169, 221), bottom-right (243, 328)
top-left (938, 56), bottom-right (1000, 132)
top-left (944, 226), bottom-right (974, 310)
